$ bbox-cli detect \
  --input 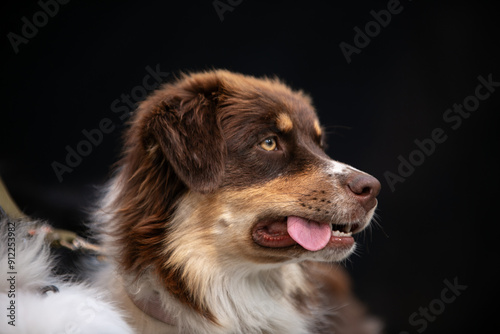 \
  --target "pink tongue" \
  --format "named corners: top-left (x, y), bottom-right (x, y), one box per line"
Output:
top-left (287, 216), bottom-right (331, 251)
